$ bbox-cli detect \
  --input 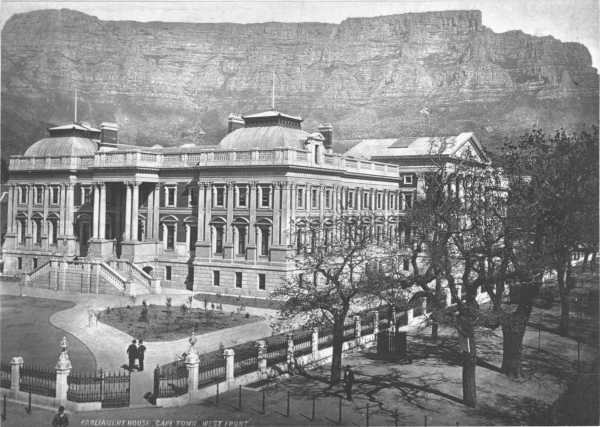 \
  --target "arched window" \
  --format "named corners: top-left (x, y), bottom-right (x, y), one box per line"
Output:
top-left (32, 214), bottom-right (43, 246)
top-left (233, 218), bottom-right (249, 256)
top-left (160, 215), bottom-right (178, 250)
top-left (210, 218), bottom-right (226, 255)
top-left (16, 214), bottom-right (27, 245)
top-left (256, 219), bottom-right (272, 257)
top-left (47, 214), bottom-right (59, 246)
